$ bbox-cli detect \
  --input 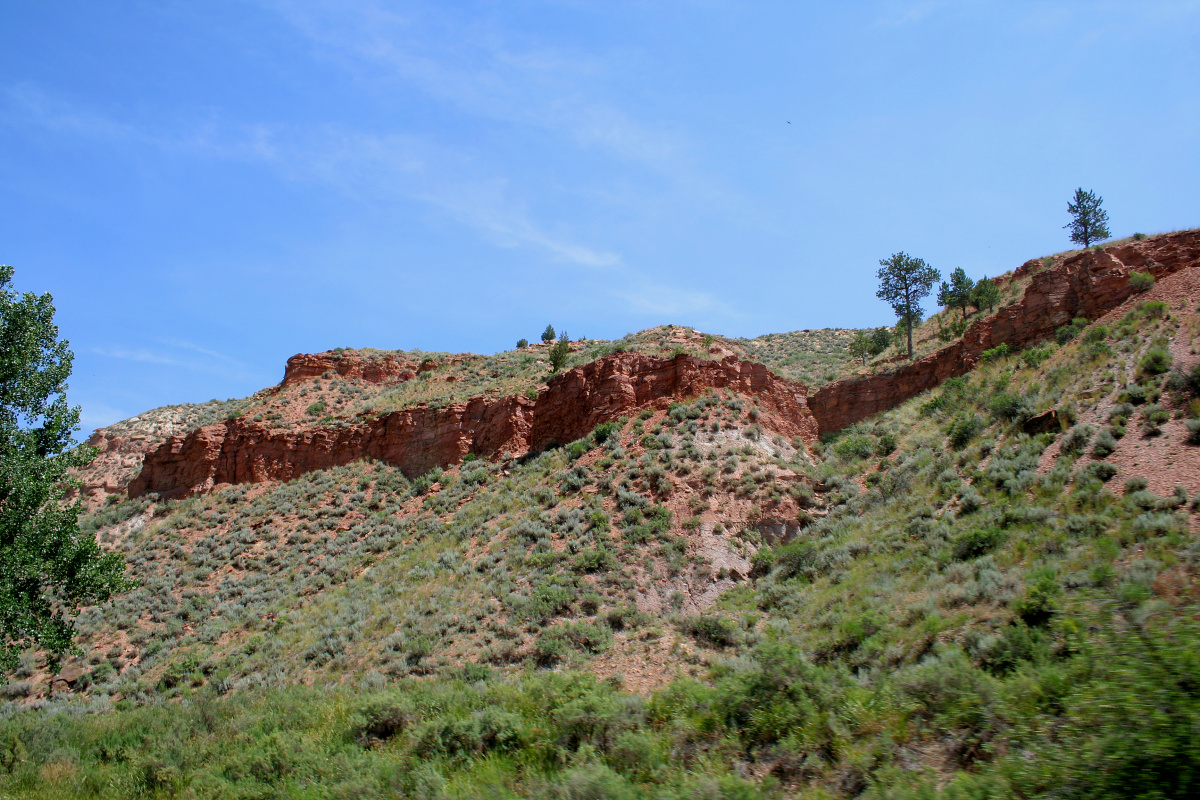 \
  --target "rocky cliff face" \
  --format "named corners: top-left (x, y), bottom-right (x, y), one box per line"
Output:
top-left (280, 352), bottom-right (419, 386)
top-left (130, 353), bottom-right (818, 499)
top-left (809, 230), bottom-right (1200, 434)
